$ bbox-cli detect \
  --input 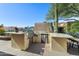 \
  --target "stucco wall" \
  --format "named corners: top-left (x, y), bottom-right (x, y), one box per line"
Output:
top-left (11, 33), bottom-right (29, 50)
top-left (52, 37), bottom-right (67, 52)
top-left (34, 23), bottom-right (51, 33)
